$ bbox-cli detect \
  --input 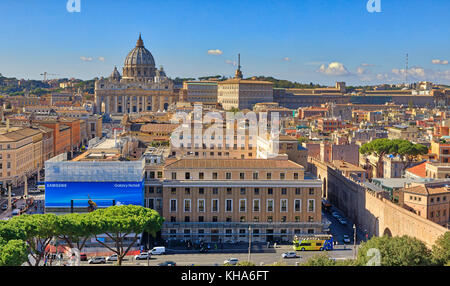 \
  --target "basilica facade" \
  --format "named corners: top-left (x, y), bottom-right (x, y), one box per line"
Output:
top-left (94, 34), bottom-right (177, 115)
